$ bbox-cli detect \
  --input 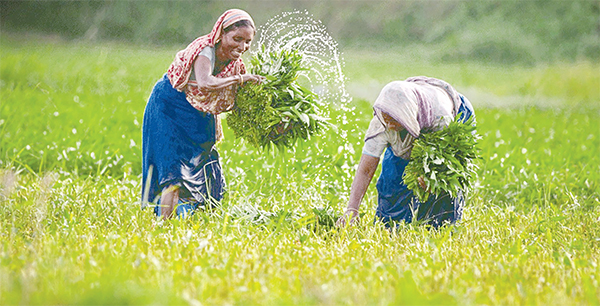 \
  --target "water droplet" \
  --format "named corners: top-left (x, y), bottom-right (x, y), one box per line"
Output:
top-left (254, 10), bottom-right (352, 111)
